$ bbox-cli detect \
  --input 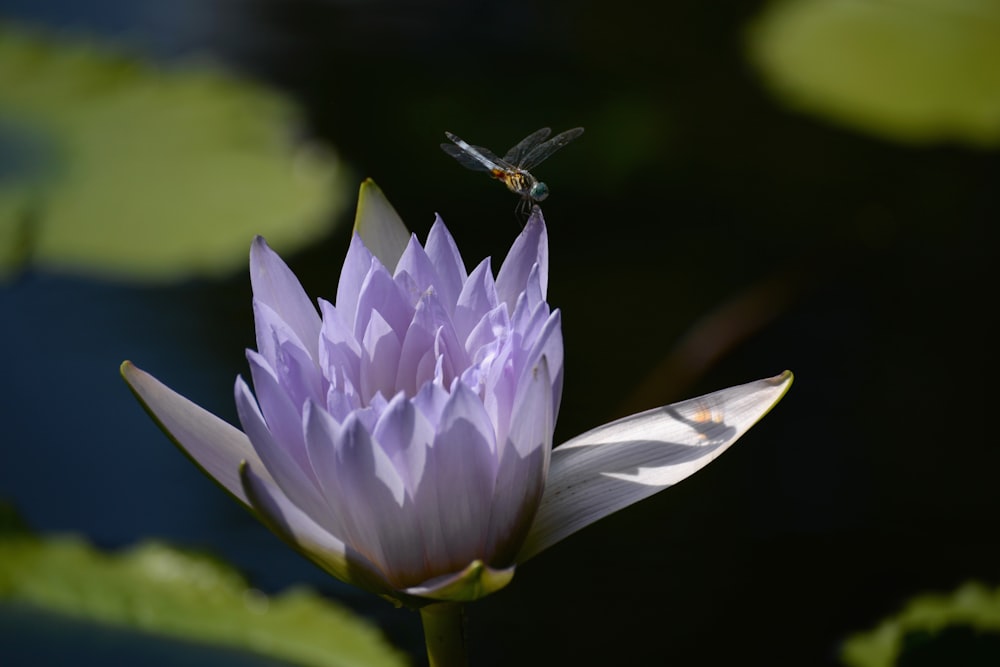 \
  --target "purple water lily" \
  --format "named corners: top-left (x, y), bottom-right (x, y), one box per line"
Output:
top-left (122, 181), bottom-right (791, 610)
